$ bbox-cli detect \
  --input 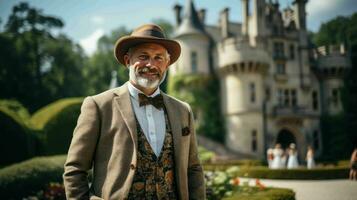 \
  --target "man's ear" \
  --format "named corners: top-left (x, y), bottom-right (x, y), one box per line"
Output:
top-left (123, 54), bottom-right (130, 66)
